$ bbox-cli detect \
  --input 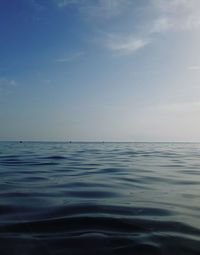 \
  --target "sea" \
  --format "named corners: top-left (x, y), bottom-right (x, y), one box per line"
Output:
top-left (0, 142), bottom-right (199, 255)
